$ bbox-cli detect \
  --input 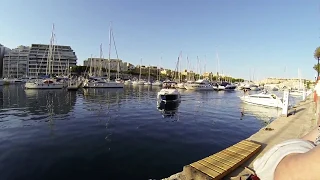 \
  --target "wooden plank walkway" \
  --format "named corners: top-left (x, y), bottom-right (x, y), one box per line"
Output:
top-left (183, 140), bottom-right (261, 180)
